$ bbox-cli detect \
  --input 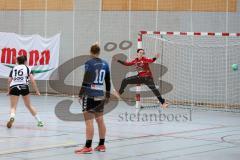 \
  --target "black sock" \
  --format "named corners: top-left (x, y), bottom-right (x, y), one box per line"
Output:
top-left (99, 139), bottom-right (105, 146)
top-left (158, 97), bottom-right (165, 104)
top-left (119, 89), bottom-right (124, 95)
top-left (85, 140), bottom-right (92, 148)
